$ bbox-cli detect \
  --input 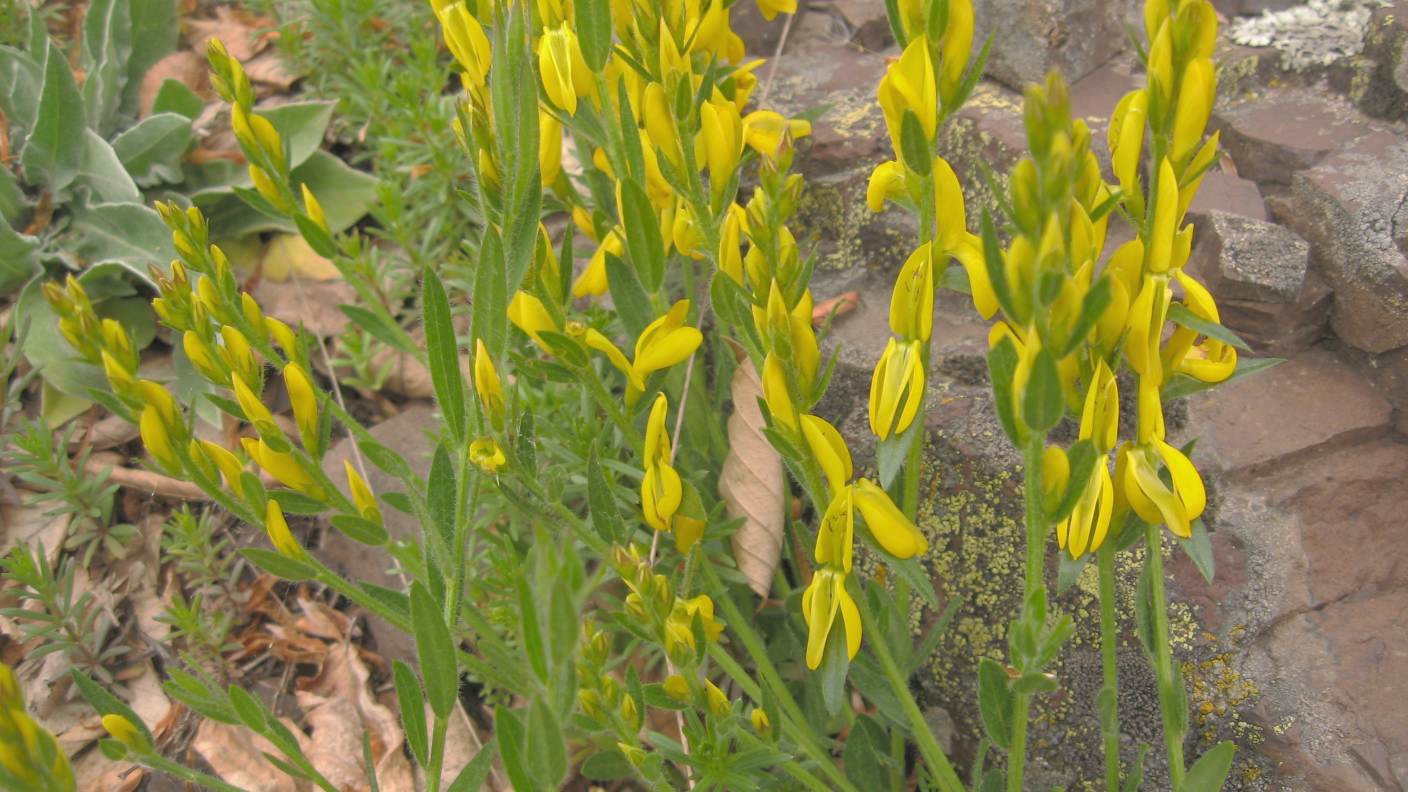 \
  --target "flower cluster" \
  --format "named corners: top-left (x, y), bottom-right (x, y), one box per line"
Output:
top-left (0, 664), bottom-right (73, 792)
